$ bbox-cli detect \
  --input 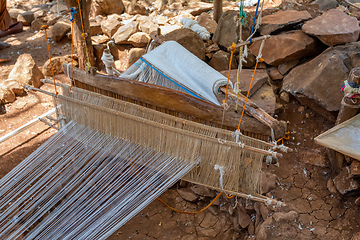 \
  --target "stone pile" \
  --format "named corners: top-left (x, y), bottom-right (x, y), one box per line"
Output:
top-left (174, 171), bottom-right (300, 239)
